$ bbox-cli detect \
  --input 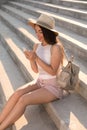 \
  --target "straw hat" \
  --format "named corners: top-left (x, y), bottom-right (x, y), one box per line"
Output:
top-left (28, 13), bottom-right (58, 36)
